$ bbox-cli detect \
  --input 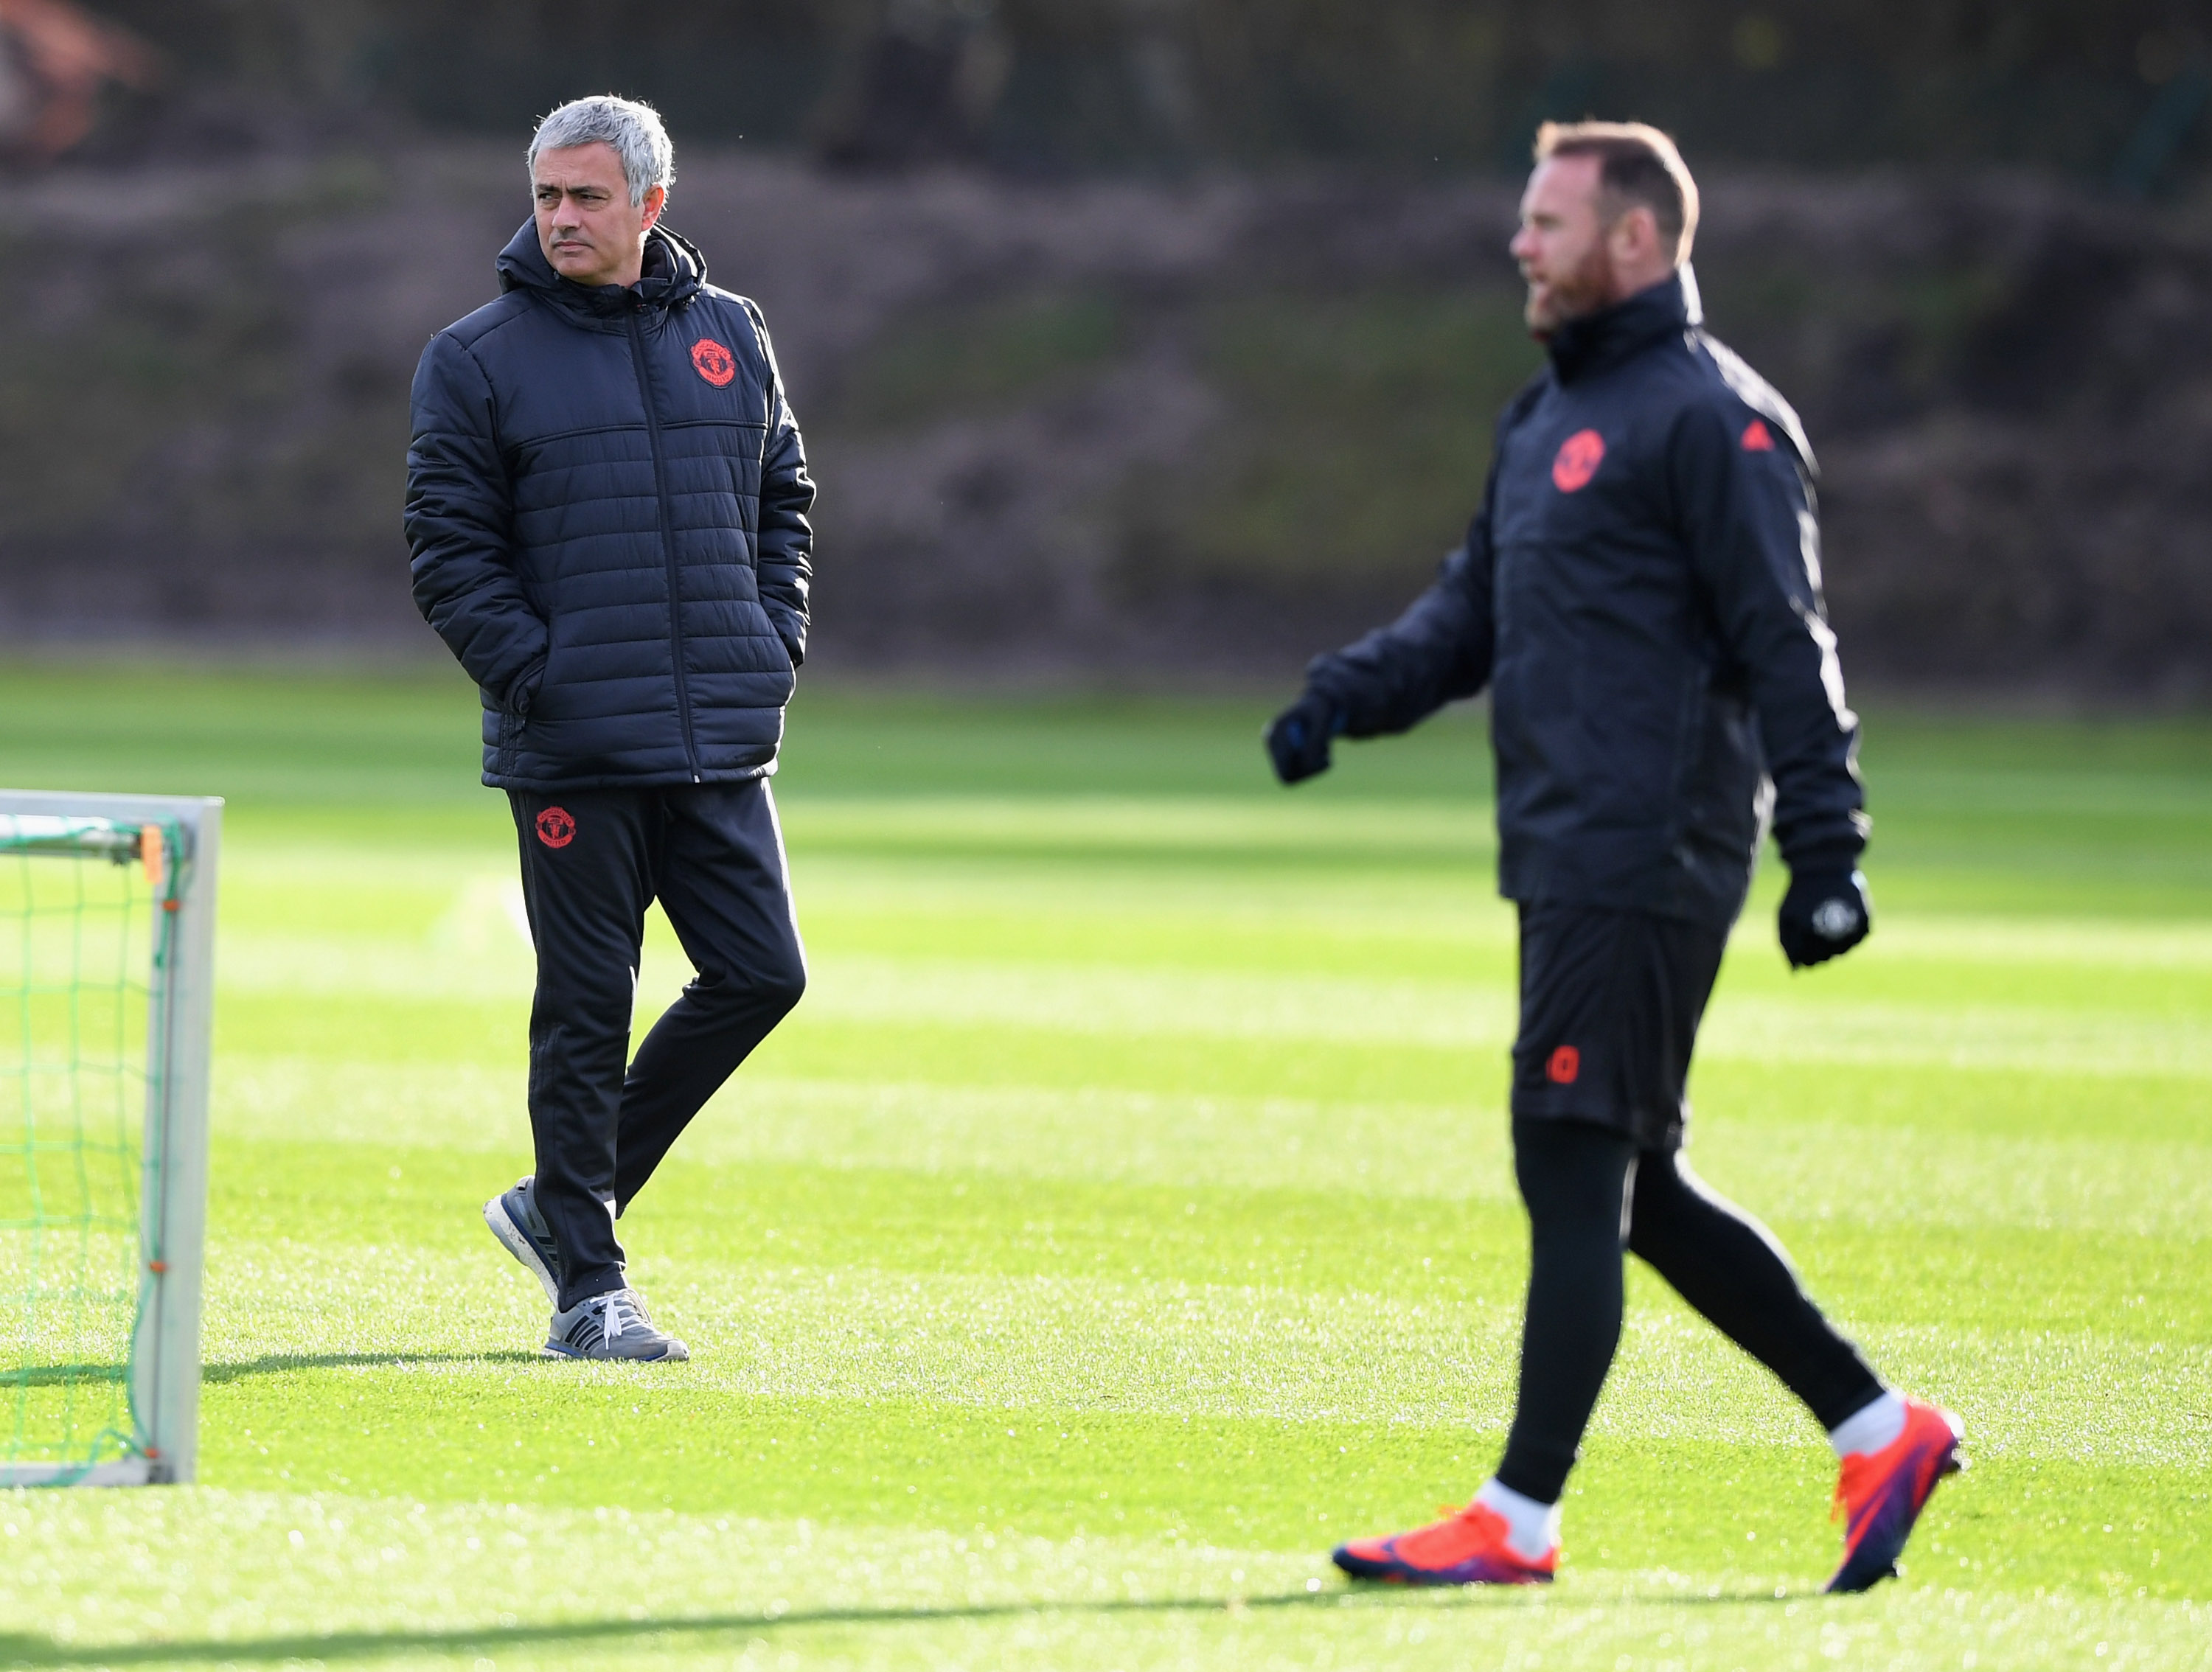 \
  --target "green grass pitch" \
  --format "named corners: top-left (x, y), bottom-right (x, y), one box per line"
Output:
top-left (2, 663), bottom-right (2208, 1670)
